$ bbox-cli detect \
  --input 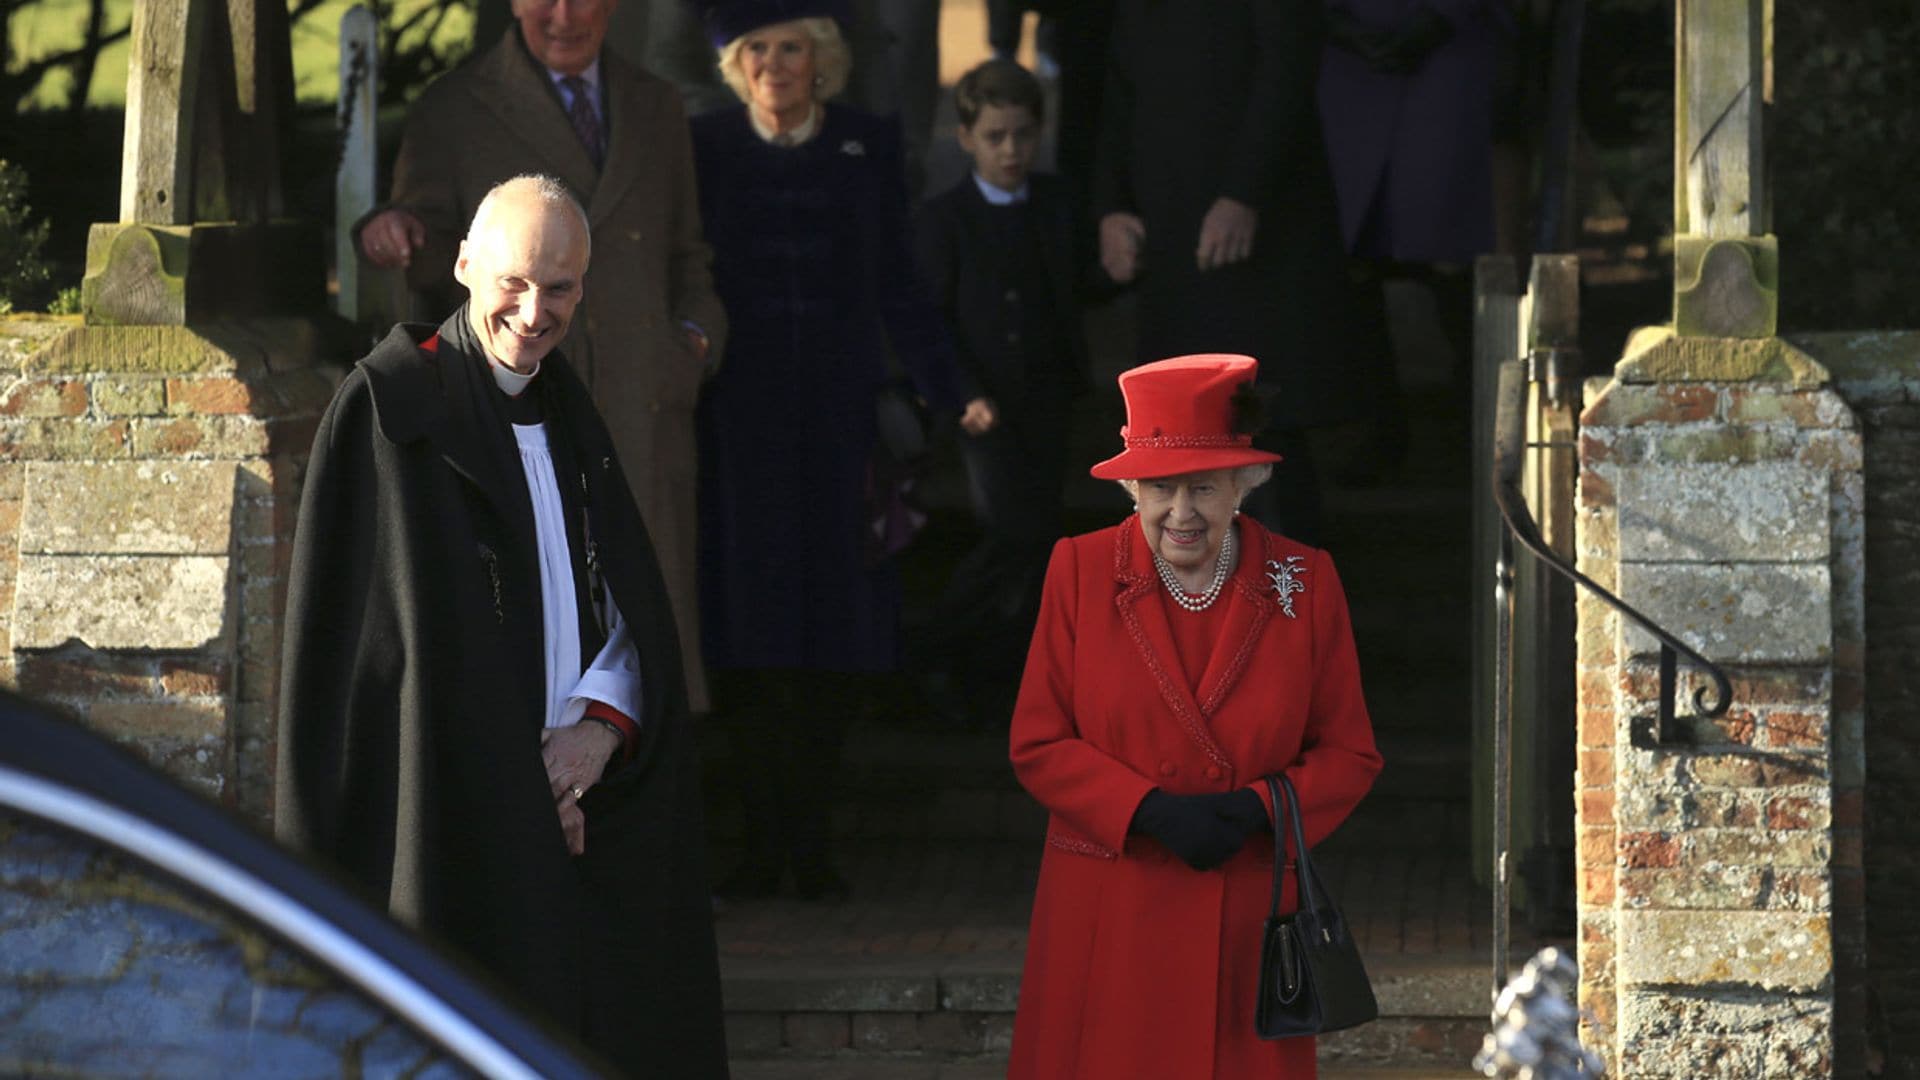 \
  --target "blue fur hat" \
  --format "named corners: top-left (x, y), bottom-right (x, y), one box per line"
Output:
top-left (690, 0), bottom-right (849, 48)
